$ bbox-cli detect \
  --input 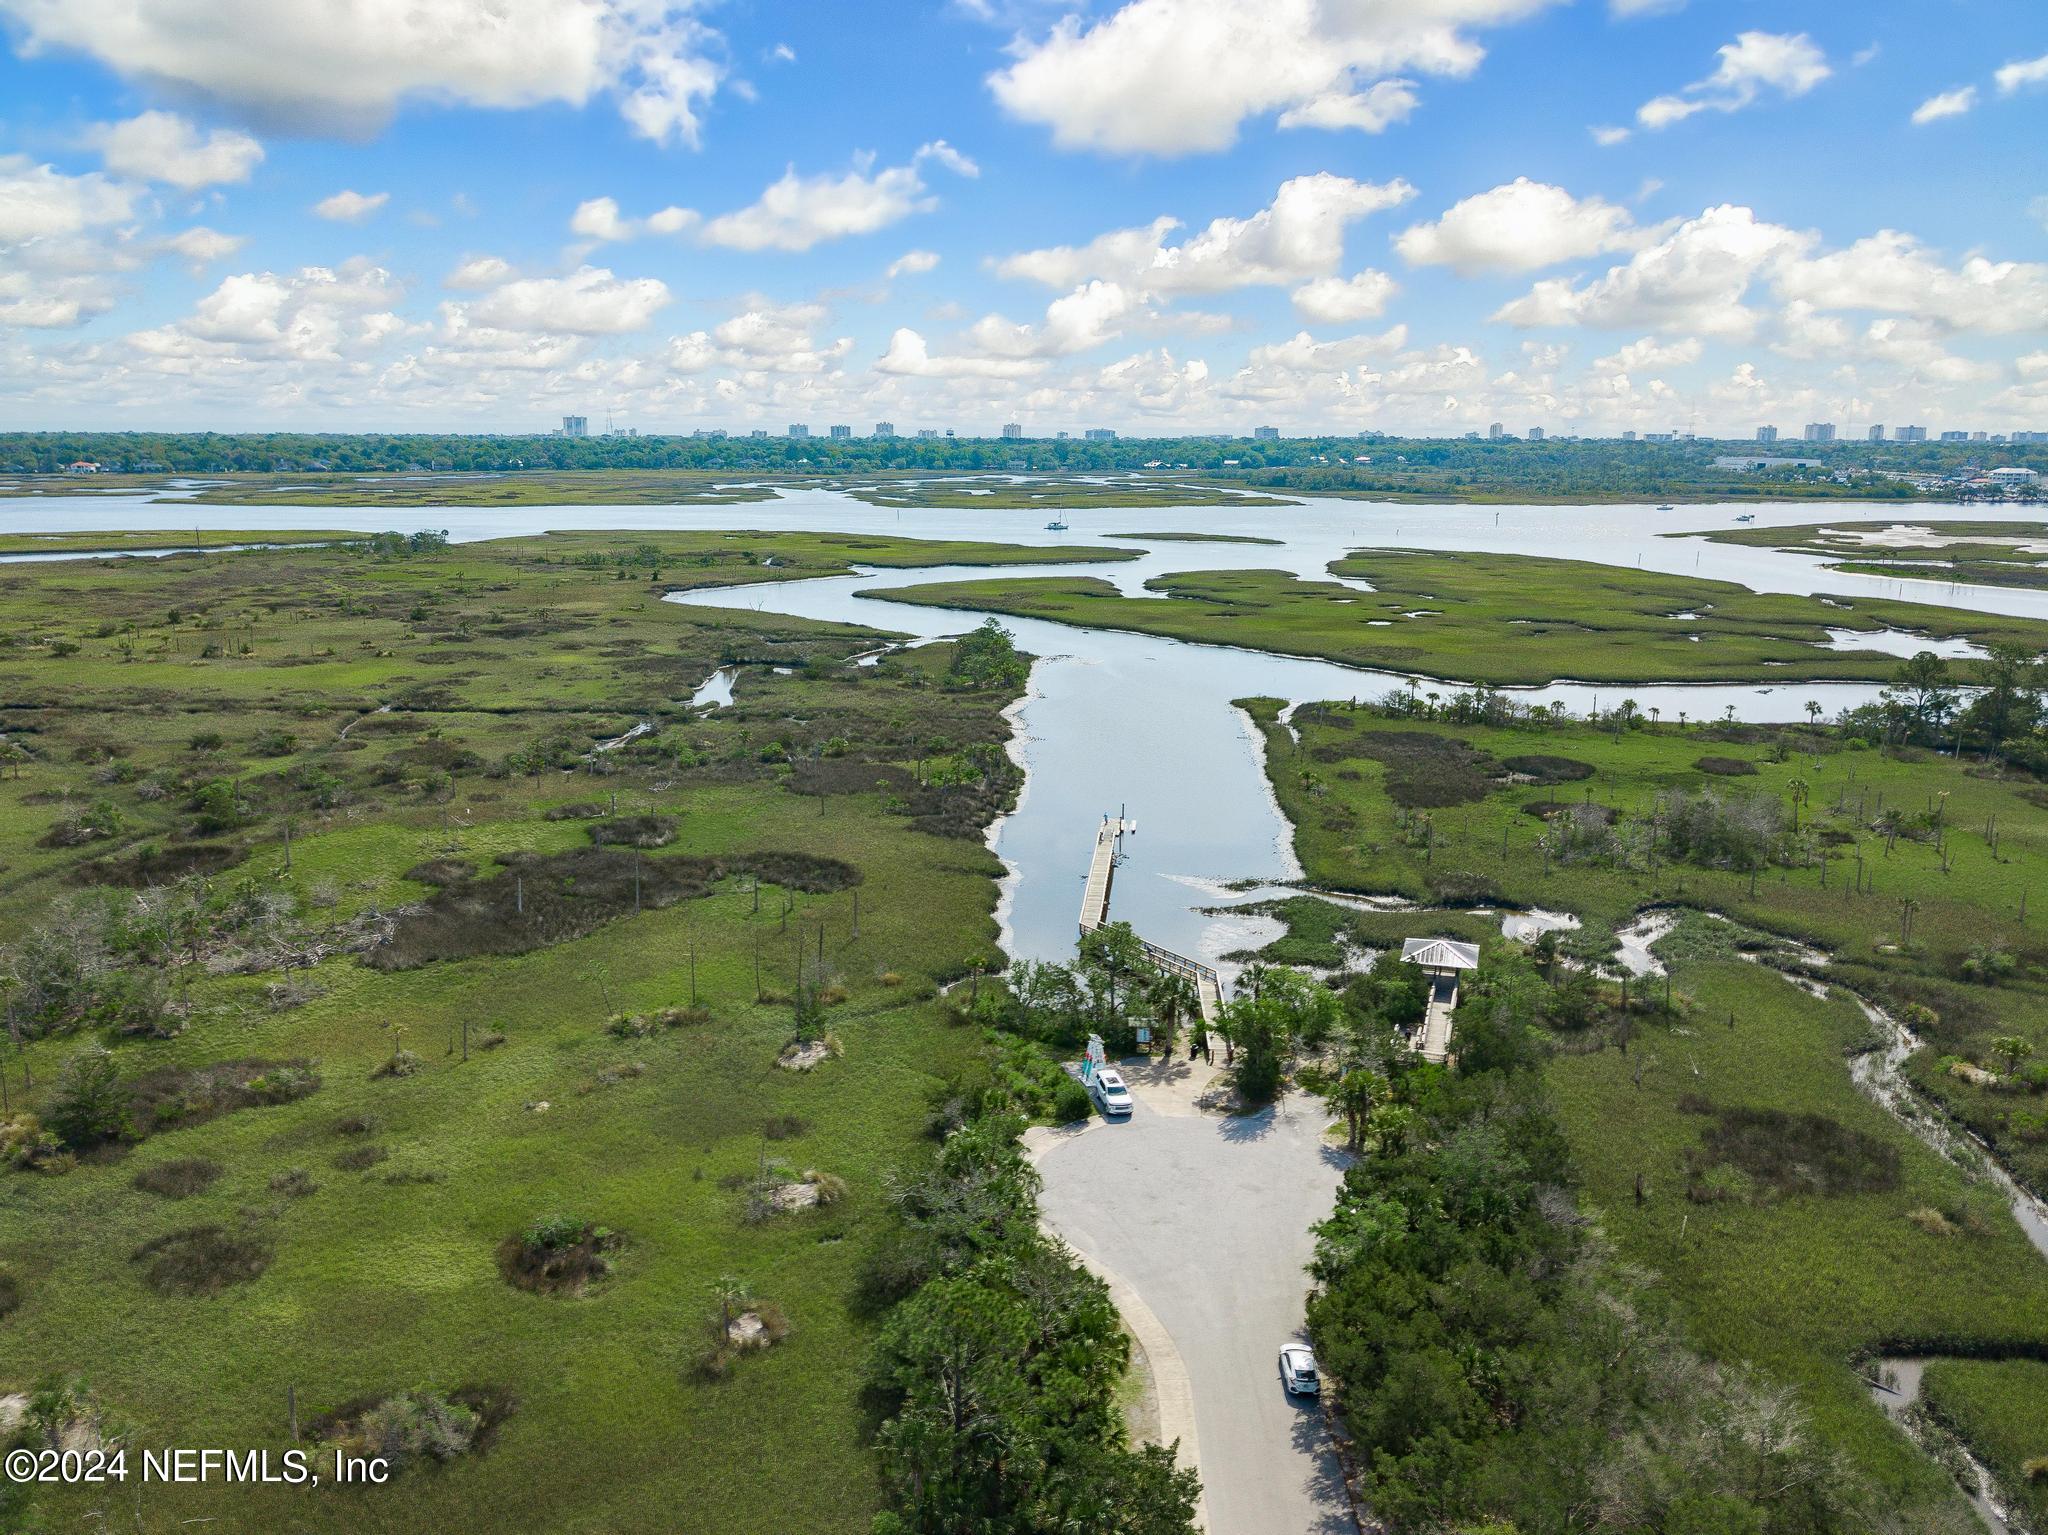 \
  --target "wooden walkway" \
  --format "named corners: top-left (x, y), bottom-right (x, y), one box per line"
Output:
top-left (1077, 815), bottom-right (1223, 1027)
